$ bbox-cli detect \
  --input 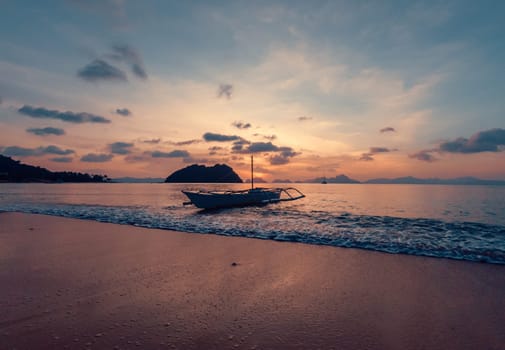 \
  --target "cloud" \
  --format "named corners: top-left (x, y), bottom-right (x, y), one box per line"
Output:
top-left (142, 138), bottom-right (161, 144)
top-left (239, 142), bottom-right (298, 156)
top-left (151, 150), bottom-right (190, 158)
top-left (1, 146), bottom-right (39, 157)
top-left (19, 105), bottom-right (111, 124)
top-left (111, 45), bottom-right (148, 79)
top-left (124, 153), bottom-right (150, 163)
top-left (359, 147), bottom-right (396, 161)
top-left (50, 157), bottom-right (73, 163)
top-left (78, 45), bottom-right (147, 83)
top-left (109, 141), bottom-right (134, 155)
top-left (2, 145), bottom-right (75, 157)
top-left (217, 84), bottom-right (233, 99)
top-left (77, 59), bottom-right (127, 82)
top-left (246, 142), bottom-right (280, 153)
top-left (278, 147), bottom-right (299, 158)
top-left (410, 128), bottom-right (505, 162)
top-left (268, 147), bottom-right (299, 165)
top-left (231, 141), bottom-right (300, 162)
top-left (125, 149), bottom-right (193, 163)
top-left (115, 108), bottom-right (131, 116)
top-left (359, 153), bottom-right (374, 161)
top-left (230, 141), bottom-right (299, 165)
top-left (203, 132), bottom-right (241, 142)
top-left (253, 133), bottom-right (277, 141)
top-left (167, 139), bottom-right (202, 146)
top-left (231, 139), bottom-right (251, 152)
top-left (26, 127), bottom-right (65, 136)
top-left (269, 155), bottom-right (291, 165)
top-left (208, 146), bottom-right (224, 155)
top-left (298, 116), bottom-right (312, 121)
top-left (369, 147), bottom-right (393, 153)
top-left (41, 145), bottom-right (75, 155)
top-left (232, 121), bottom-right (251, 129)
top-left (438, 128), bottom-right (505, 153)
top-left (81, 153), bottom-right (114, 162)
top-left (380, 127), bottom-right (396, 133)
top-left (132, 64), bottom-right (147, 79)
top-left (409, 150), bottom-right (437, 162)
